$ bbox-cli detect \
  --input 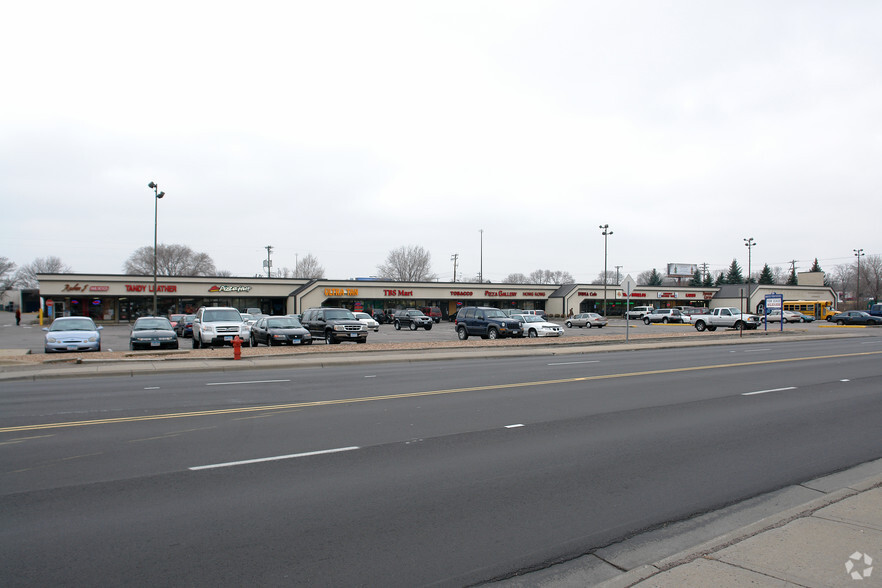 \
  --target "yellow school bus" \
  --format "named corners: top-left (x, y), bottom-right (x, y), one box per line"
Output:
top-left (783, 300), bottom-right (839, 321)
